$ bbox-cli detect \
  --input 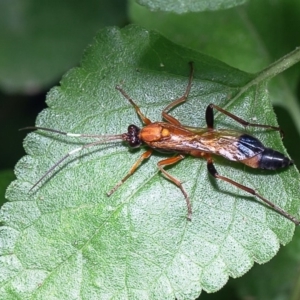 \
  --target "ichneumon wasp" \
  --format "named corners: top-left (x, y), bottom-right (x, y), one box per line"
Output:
top-left (21, 62), bottom-right (299, 225)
